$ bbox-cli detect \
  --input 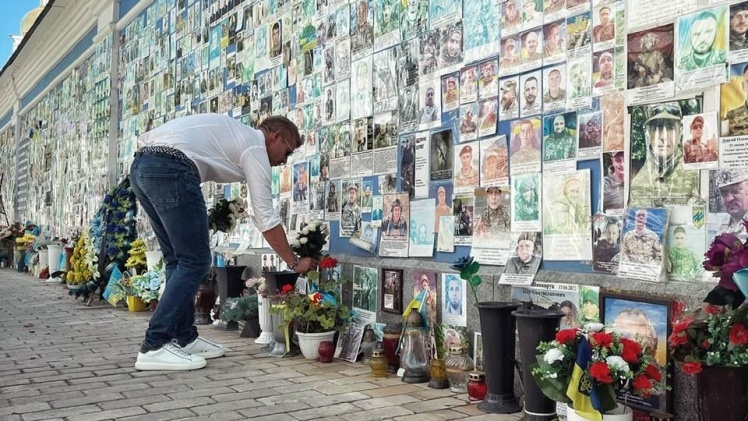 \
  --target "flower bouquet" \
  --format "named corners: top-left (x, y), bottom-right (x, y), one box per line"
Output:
top-left (702, 224), bottom-right (748, 308)
top-left (290, 220), bottom-right (329, 261)
top-left (208, 199), bottom-right (245, 233)
top-left (246, 276), bottom-right (267, 297)
top-left (531, 325), bottom-right (665, 420)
